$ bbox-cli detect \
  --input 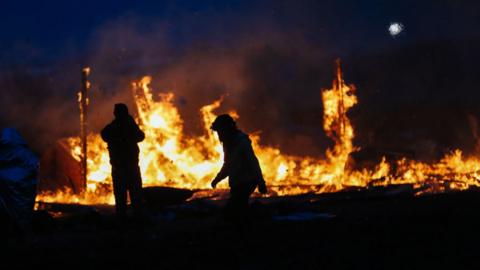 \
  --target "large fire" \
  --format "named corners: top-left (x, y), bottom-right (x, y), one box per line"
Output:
top-left (37, 62), bottom-right (480, 204)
